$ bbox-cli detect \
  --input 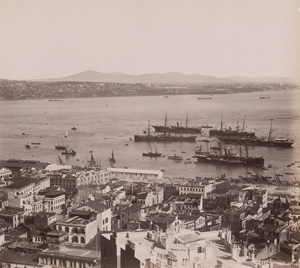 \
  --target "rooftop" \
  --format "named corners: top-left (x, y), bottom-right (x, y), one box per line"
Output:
top-left (120, 204), bottom-right (143, 213)
top-left (102, 231), bottom-right (153, 260)
top-left (0, 209), bottom-right (23, 216)
top-left (47, 230), bottom-right (67, 237)
top-left (136, 192), bottom-right (148, 199)
top-left (149, 213), bottom-right (177, 225)
top-left (40, 245), bottom-right (99, 260)
top-left (176, 232), bottom-right (203, 244)
top-left (108, 167), bottom-right (163, 176)
top-left (78, 199), bottom-right (108, 213)
top-left (0, 159), bottom-right (49, 170)
top-left (44, 190), bottom-right (65, 198)
top-left (0, 249), bottom-right (38, 266)
top-left (5, 180), bottom-right (34, 189)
